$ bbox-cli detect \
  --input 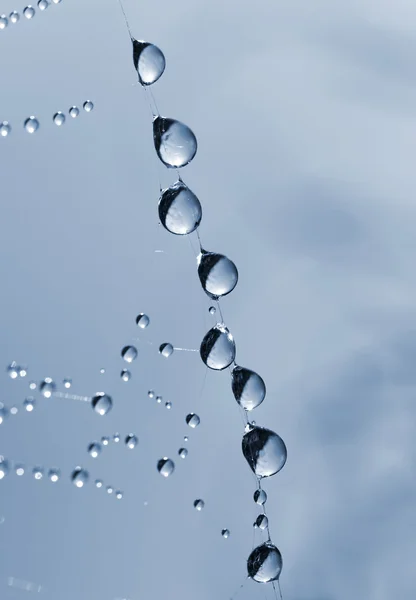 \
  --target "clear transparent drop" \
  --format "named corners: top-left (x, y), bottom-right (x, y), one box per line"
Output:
top-left (157, 458), bottom-right (175, 477)
top-left (88, 442), bottom-right (101, 458)
top-left (209, 306), bottom-right (216, 315)
top-left (242, 425), bottom-right (287, 478)
top-left (193, 499), bottom-right (205, 511)
top-left (159, 343), bottom-right (174, 358)
top-left (165, 401), bottom-right (172, 410)
top-left (0, 459), bottom-right (9, 480)
top-left (71, 467), bottom-right (89, 488)
top-left (253, 489), bottom-right (267, 505)
top-left (33, 467), bottom-right (44, 480)
top-left (24, 397), bottom-right (35, 412)
top-left (136, 313), bottom-right (150, 329)
top-left (186, 413), bottom-right (200, 428)
top-left (101, 436), bottom-right (109, 446)
top-left (125, 434), bottom-right (138, 449)
top-left (178, 447), bottom-right (188, 459)
top-left (231, 366), bottom-right (266, 411)
top-left (198, 250), bottom-right (238, 300)
top-left (40, 377), bottom-right (56, 398)
top-left (100, 368), bottom-right (105, 374)
top-left (19, 367), bottom-right (27, 378)
top-left (158, 180), bottom-right (202, 235)
top-left (184, 436), bottom-right (189, 442)
top-left (23, 6), bottom-right (35, 19)
top-left (83, 100), bottom-right (94, 112)
top-left (255, 514), bottom-right (269, 530)
top-left (148, 389), bottom-right (154, 398)
top-left (0, 15), bottom-right (7, 29)
top-left (153, 116), bottom-right (197, 168)
top-left (0, 121), bottom-right (10, 137)
top-left (132, 38), bottom-right (165, 86)
top-left (0, 406), bottom-right (8, 425)
top-left (53, 112), bottom-right (65, 126)
top-left (9, 11), bottom-right (20, 23)
top-left (121, 345), bottom-right (138, 363)
top-left (91, 392), bottom-right (113, 416)
top-left (24, 117), bottom-right (39, 133)
top-left (120, 369), bottom-right (131, 382)
top-left (222, 529), bottom-right (230, 539)
top-left (113, 433), bottom-right (120, 443)
top-left (29, 381), bottom-right (37, 390)
top-left (69, 106), bottom-right (79, 118)
top-left (15, 466), bottom-right (25, 476)
top-left (48, 469), bottom-right (60, 482)
top-left (37, 0), bottom-right (49, 10)
top-left (10, 407), bottom-right (18, 415)
top-left (106, 486), bottom-right (113, 494)
top-left (200, 324), bottom-right (236, 370)
top-left (95, 479), bottom-right (103, 488)
top-left (156, 395), bottom-right (162, 404)
top-left (115, 490), bottom-right (123, 500)
top-left (247, 543), bottom-right (282, 583)
top-left (63, 378), bottom-right (72, 389)
top-left (7, 362), bottom-right (18, 378)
